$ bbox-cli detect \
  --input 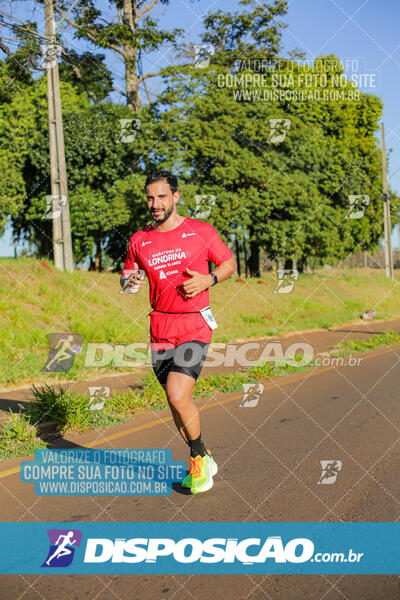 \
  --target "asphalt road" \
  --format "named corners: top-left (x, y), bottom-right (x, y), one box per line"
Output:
top-left (1, 341), bottom-right (400, 598)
